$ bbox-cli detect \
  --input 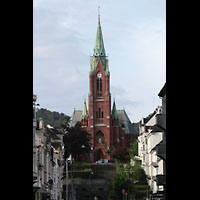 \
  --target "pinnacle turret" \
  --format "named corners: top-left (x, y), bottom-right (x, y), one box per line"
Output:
top-left (81, 100), bottom-right (88, 119)
top-left (112, 100), bottom-right (118, 119)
